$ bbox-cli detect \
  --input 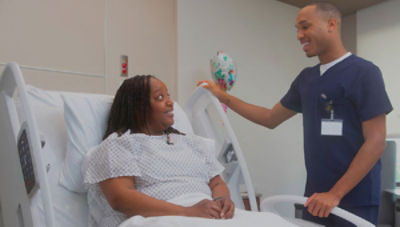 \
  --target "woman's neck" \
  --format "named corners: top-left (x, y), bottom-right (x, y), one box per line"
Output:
top-left (142, 127), bottom-right (165, 136)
